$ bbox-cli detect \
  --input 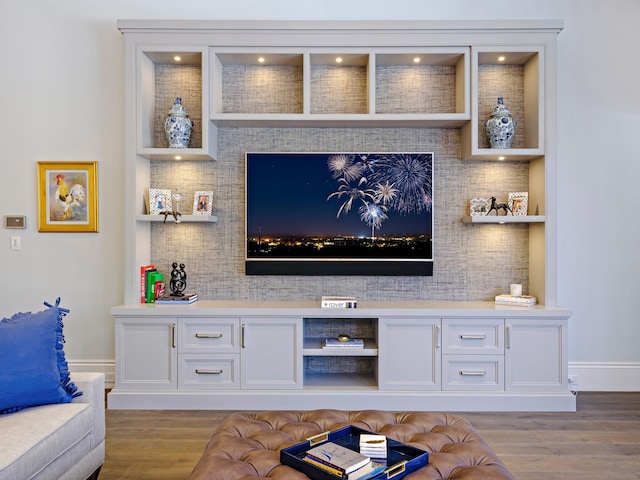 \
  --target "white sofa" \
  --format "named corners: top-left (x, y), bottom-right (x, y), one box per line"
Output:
top-left (0, 372), bottom-right (105, 480)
